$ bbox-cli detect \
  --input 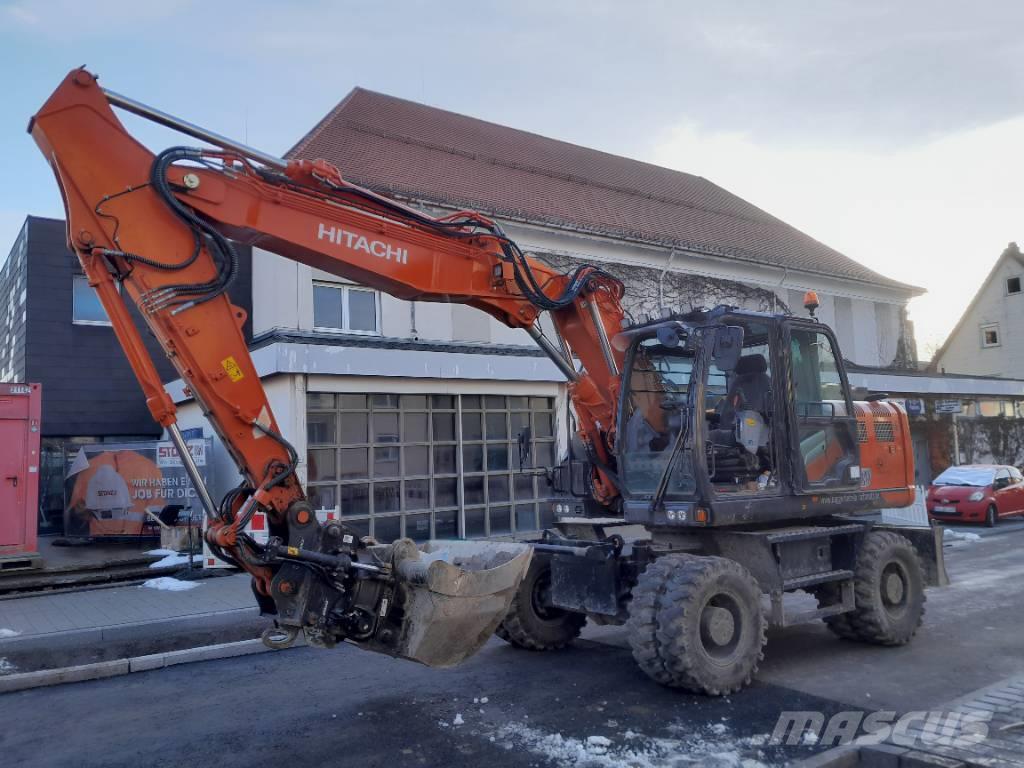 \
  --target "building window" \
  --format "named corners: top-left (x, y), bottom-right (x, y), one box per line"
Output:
top-left (313, 282), bottom-right (380, 334)
top-left (72, 275), bottom-right (111, 326)
top-left (981, 323), bottom-right (1000, 348)
top-left (306, 393), bottom-right (557, 541)
top-left (976, 399), bottom-right (1010, 418)
top-left (1008, 277), bottom-right (1022, 295)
